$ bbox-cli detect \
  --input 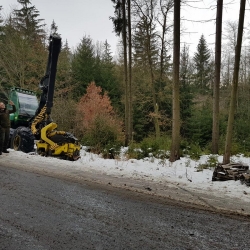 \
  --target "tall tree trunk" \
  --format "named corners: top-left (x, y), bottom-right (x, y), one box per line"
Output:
top-left (223, 0), bottom-right (246, 164)
top-left (122, 0), bottom-right (129, 146)
top-left (170, 0), bottom-right (180, 162)
top-left (212, 0), bottom-right (223, 154)
top-left (147, 4), bottom-right (160, 139)
top-left (128, 0), bottom-right (133, 142)
top-left (148, 54), bottom-right (160, 139)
